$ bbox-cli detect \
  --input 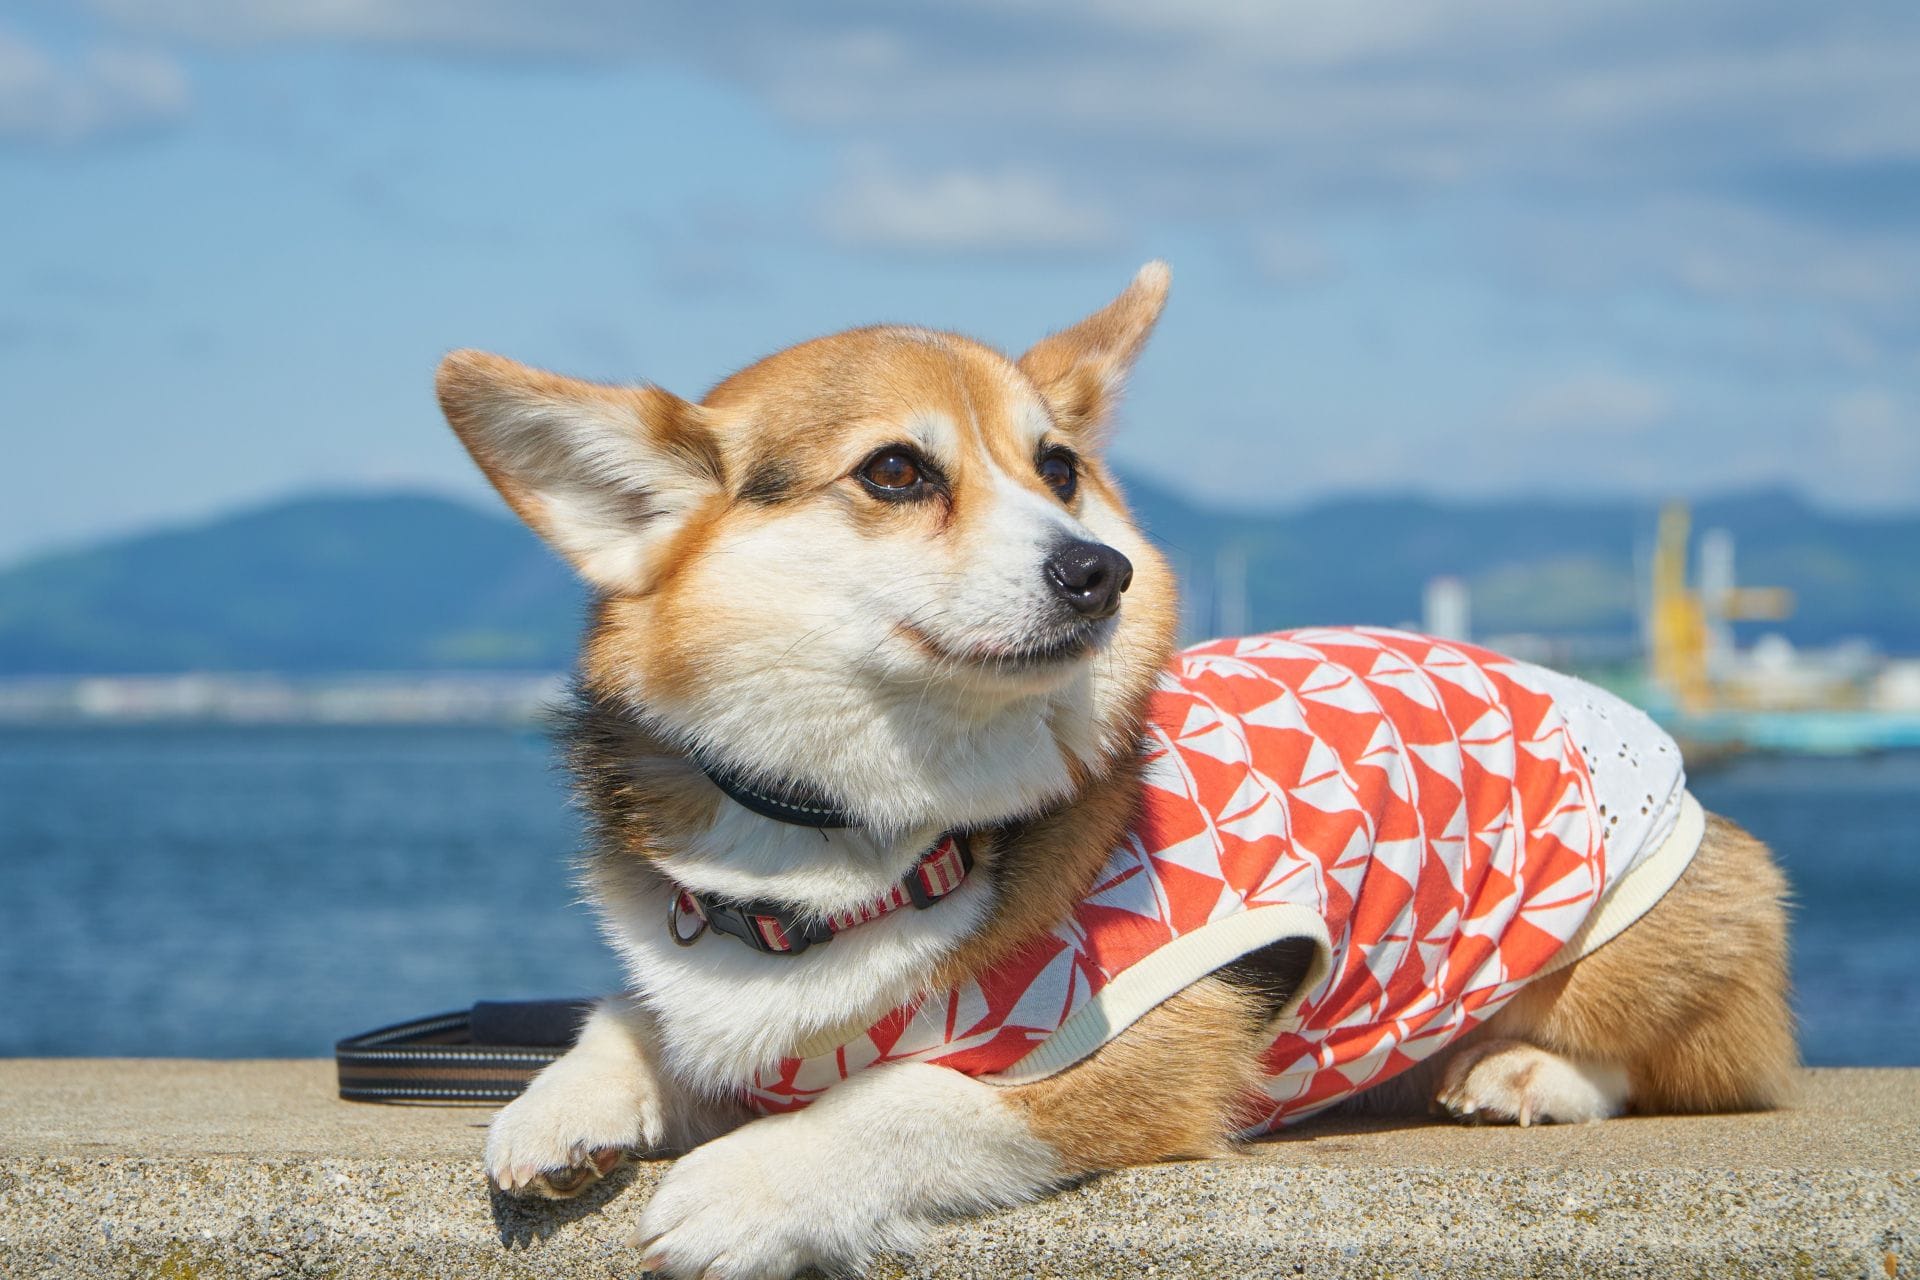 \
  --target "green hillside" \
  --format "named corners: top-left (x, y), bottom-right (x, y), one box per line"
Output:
top-left (0, 483), bottom-right (1915, 675)
top-left (0, 493), bottom-right (584, 674)
top-left (1125, 482), bottom-right (1920, 653)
